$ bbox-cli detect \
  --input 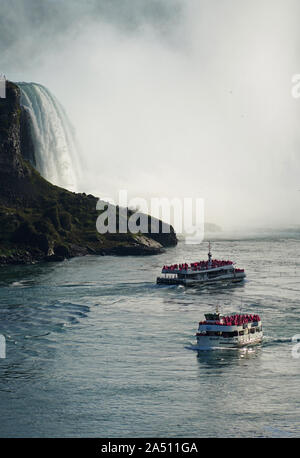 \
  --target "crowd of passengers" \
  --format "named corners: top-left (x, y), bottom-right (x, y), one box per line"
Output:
top-left (199, 314), bottom-right (261, 326)
top-left (162, 260), bottom-right (234, 271)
